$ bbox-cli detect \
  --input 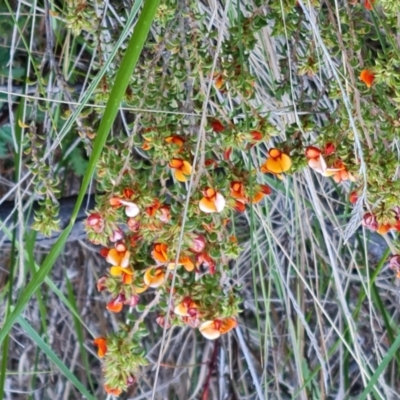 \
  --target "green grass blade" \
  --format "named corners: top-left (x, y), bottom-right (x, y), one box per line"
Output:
top-left (358, 332), bottom-right (400, 400)
top-left (0, 0), bottom-right (160, 346)
top-left (16, 316), bottom-right (96, 400)
top-left (65, 273), bottom-right (95, 392)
